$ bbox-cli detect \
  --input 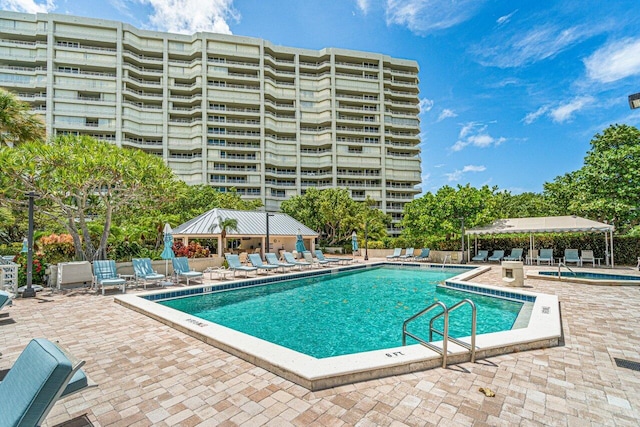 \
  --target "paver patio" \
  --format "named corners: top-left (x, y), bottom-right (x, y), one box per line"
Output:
top-left (1, 263), bottom-right (639, 426)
